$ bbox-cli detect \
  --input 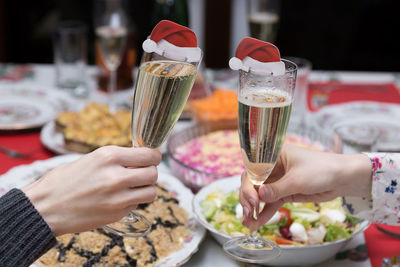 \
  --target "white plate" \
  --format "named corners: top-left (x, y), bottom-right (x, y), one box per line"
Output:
top-left (0, 84), bottom-right (72, 130)
top-left (0, 155), bottom-right (206, 267)
top-left (192, 176), bottom-right (369, 266)
top-left (41, 120), bottom-right (195, 155)
top-left (311, 101), bottom-right (400, 151)
top-left (40, 121), bottom-right (71, 154)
